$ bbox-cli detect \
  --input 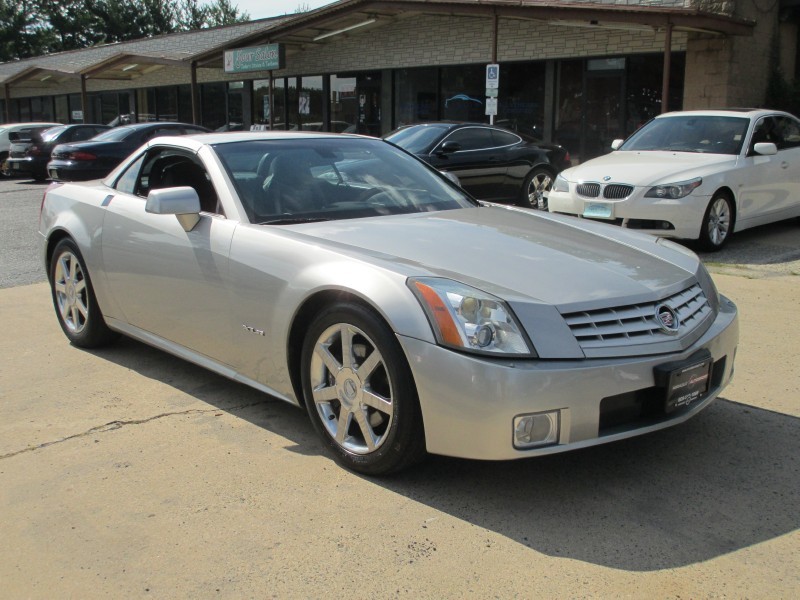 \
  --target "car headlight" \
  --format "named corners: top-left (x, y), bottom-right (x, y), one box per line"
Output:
top-left (408, 277), bottom-right (535, 356)
top-left (644, 177), bottom-right (702, 199)
top-left (552, 173), bottom-right (569, 193)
